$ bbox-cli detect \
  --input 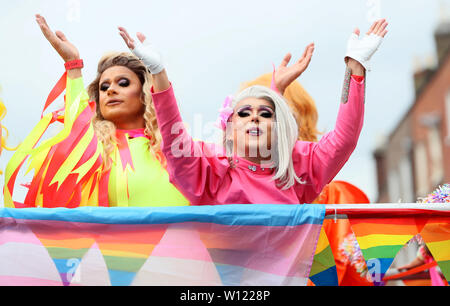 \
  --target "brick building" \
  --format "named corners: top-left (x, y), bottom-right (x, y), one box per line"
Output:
top-left (374, 22), bottom-right (450, 203)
